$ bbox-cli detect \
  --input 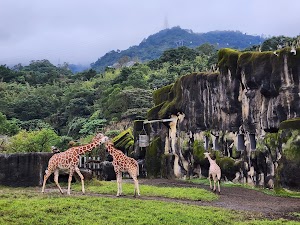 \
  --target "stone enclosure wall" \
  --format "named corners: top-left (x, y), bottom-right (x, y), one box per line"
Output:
top-left (0, 153), bottom-right (52, 186)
